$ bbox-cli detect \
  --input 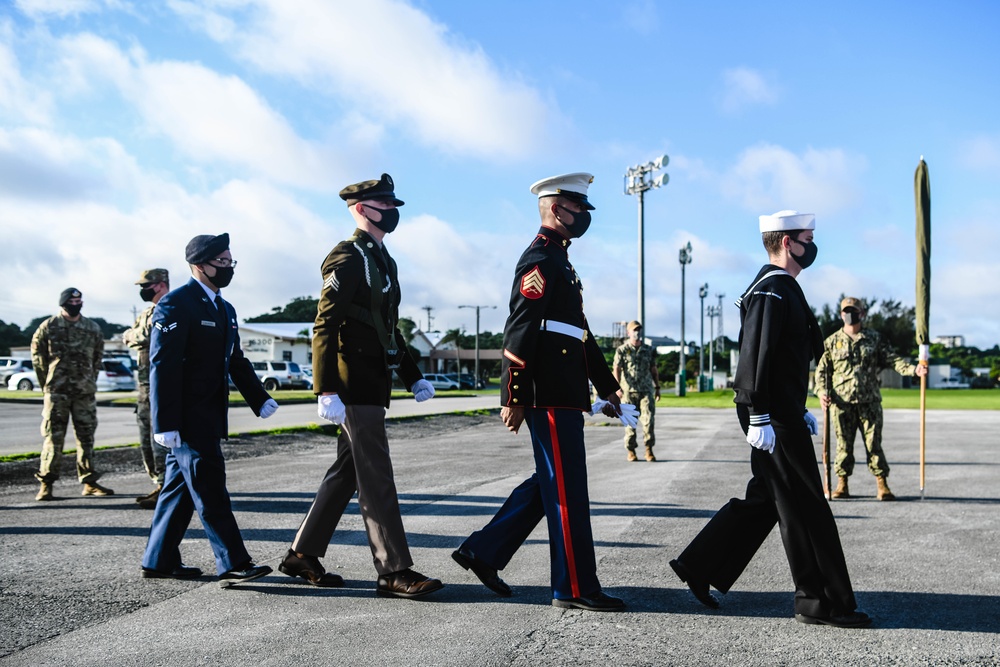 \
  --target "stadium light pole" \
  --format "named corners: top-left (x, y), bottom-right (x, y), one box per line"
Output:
top-left (624, 155), bottom-right (669, 325)
top-left (678, 241), bottom-right (692, 396)
top-left (459, 305), bottom-right (496, 388)
top-left (698, 283), bottom-right (709, 390)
